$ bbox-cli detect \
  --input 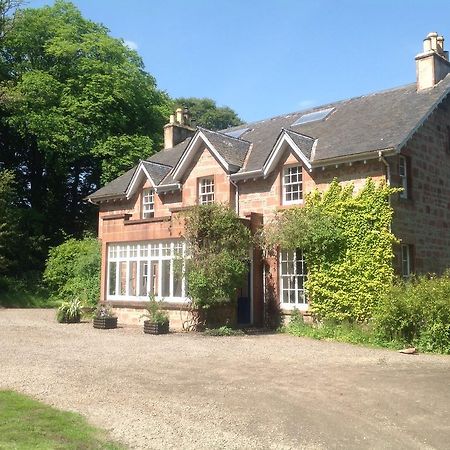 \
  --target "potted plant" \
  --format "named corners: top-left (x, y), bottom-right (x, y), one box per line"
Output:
top-left (141, 296), bottom-right (169, 334)
top-left (93, 303), bottom-right (118, 329)
top-left (56, 298), bottom-right (82, 323)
